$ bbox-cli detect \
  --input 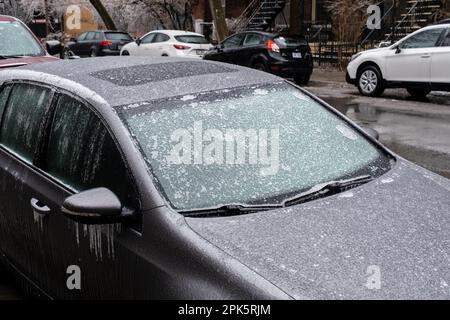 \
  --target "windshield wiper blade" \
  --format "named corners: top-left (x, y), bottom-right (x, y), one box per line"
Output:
top-left (180, 203), bottom-right (283, 217)
top-left (0, 55), bottom-right (25, 59)
top-left (283, 175), bottom-right (374, 207)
